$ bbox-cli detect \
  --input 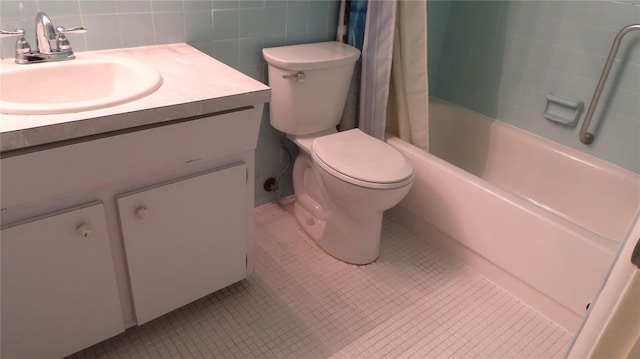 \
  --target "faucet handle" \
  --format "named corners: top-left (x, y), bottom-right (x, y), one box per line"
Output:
top-left (56, 26), bottom-right (88, 35)
top-left (1, 28), bottom-right (25, 38)
top-left (54, 26), bottom-right (87, 53)
top-left (1, 29), bottom-right (32, 55)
